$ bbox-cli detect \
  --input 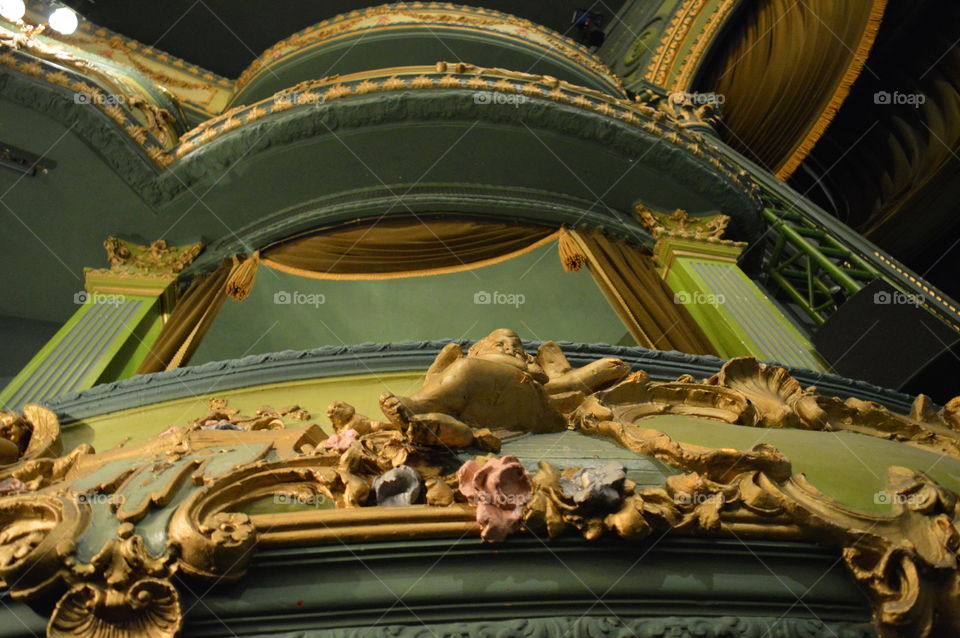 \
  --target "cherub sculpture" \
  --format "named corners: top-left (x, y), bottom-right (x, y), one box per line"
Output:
top-left (372, 329), bottom-right (630, 449)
